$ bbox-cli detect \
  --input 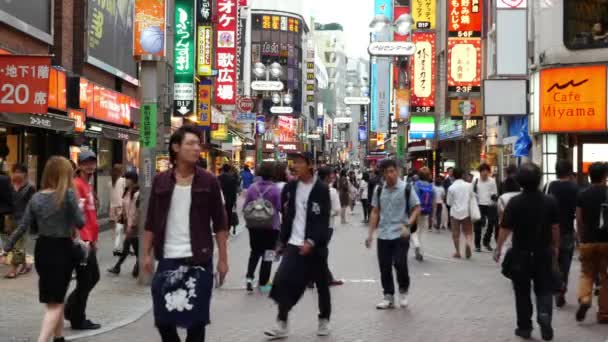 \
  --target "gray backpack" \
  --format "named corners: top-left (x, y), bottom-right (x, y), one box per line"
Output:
top-left (243, 184), bottom-right (275, 229)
